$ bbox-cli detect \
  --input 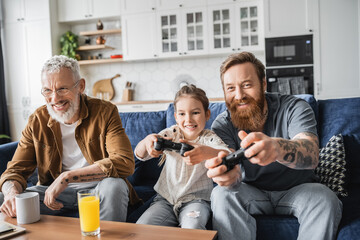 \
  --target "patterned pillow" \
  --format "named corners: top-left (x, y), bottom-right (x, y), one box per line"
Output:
top-left (315, 134), bottom-right (348, 197)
